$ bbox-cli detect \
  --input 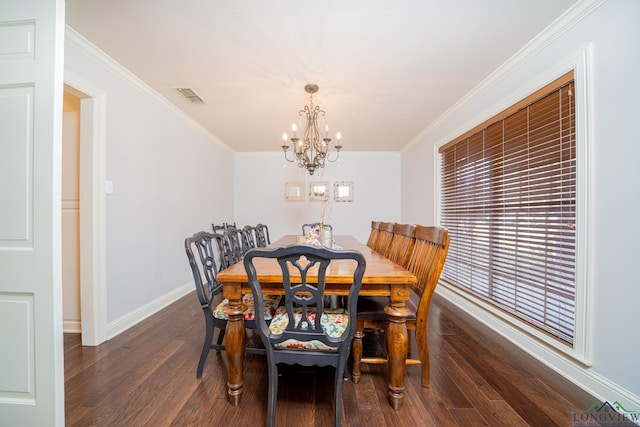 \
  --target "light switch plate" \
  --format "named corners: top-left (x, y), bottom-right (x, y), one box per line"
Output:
top-left (105, 180), bottom-right (114, 194)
